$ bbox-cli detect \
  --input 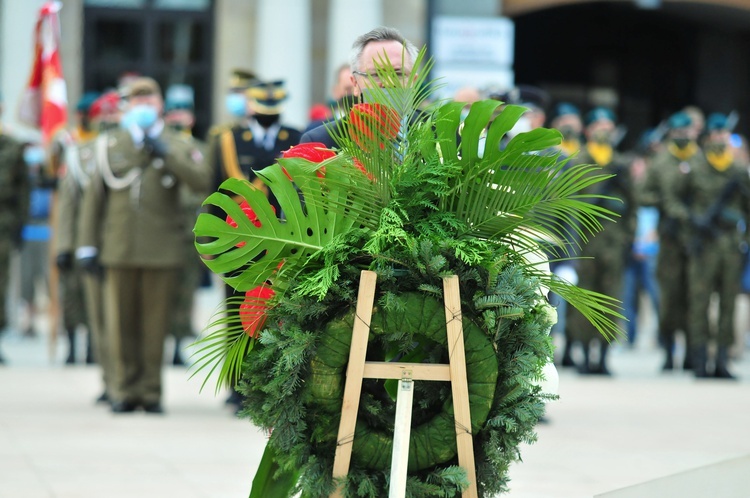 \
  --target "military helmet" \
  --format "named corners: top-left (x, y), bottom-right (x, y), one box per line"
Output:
top-left (165, 84), bottom-right (195, 112)
top-left (585, 107), bottom-right (616, 126)
top-left (705, 113), bottom-right (729, 132)
top-left (667, 111), bottom-right (692, 130)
